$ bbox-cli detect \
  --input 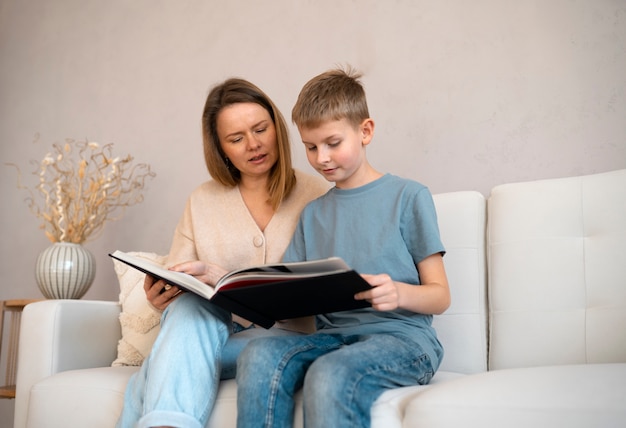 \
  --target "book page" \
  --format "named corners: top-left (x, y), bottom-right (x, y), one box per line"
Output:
top-left (110, 251), bottom-right (216, 300)
top-left (216, 257), bottom-right (349, 288)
